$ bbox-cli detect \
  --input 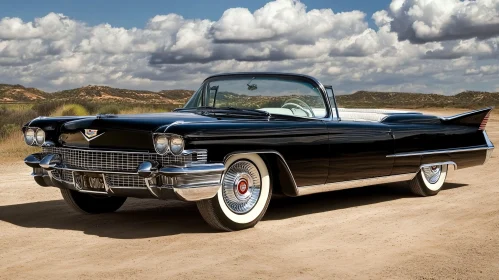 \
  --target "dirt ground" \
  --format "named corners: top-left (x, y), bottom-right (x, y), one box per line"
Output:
top-left (0, 109), bottom-right (498, 279)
